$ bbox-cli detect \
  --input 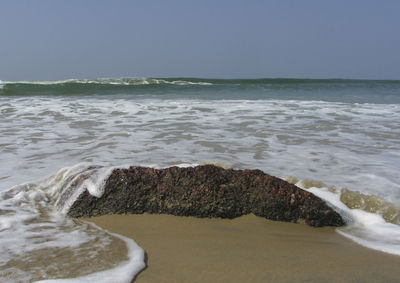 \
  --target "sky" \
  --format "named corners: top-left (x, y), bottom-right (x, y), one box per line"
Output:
top-left (0, 0), bottom-right (399, 80)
